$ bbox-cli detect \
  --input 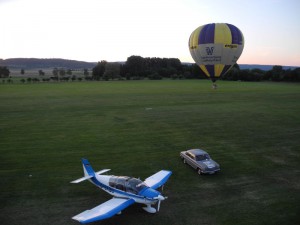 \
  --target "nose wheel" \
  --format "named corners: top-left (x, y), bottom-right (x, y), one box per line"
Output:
top-left (143, 204), bottom-right (157, 213)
